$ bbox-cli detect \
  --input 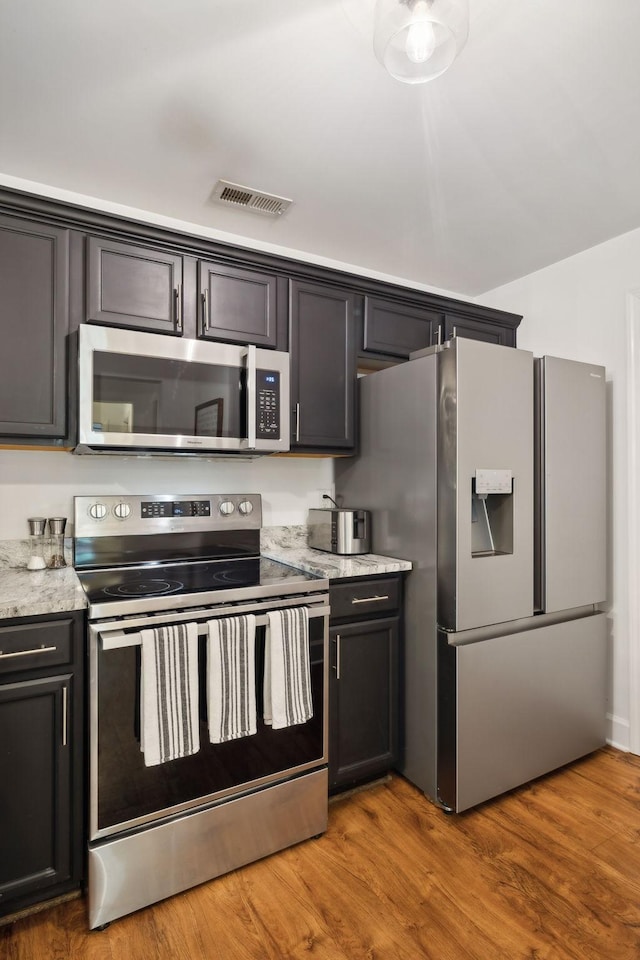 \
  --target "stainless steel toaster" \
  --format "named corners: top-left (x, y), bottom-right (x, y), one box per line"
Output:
top-left (307, 508), bottom-right (371, 556)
